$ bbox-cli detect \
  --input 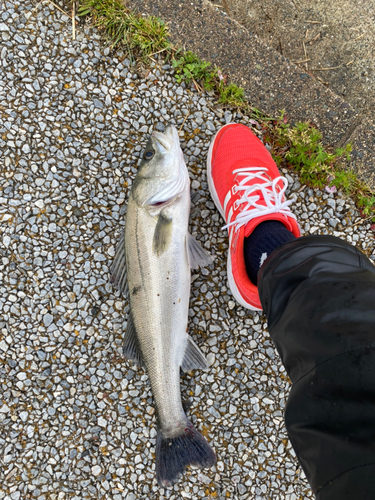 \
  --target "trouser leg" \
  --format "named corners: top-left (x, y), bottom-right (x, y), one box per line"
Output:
top-left (258, 234), bottom-right (375, 500)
